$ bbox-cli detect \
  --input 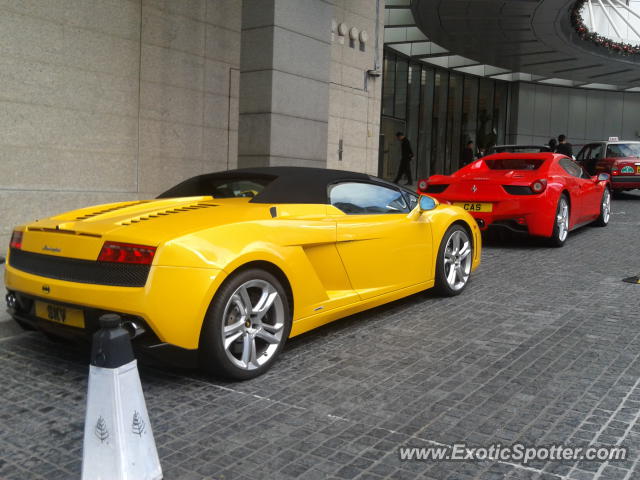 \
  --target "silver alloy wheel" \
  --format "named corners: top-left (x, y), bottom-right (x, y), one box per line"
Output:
top-left (601, 189), bottom-right (611, 224)
top-left (221, 279), bottom-right (285, 371)
top-left (557, 198), bottom-right (569, 242)
top-left (443, 229), bottom-right (472, 291)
